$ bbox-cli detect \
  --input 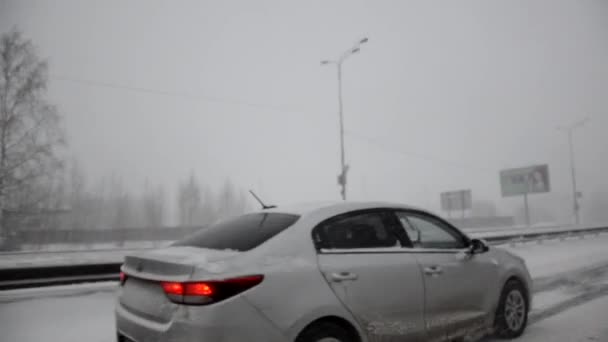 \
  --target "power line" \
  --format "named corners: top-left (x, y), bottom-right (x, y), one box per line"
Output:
top-left (51, 74), bottom-right (493, 175)
top-left (344, 130), bottom-right (495, 174)
top-left (49, 74), bottom-right (299, 112)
